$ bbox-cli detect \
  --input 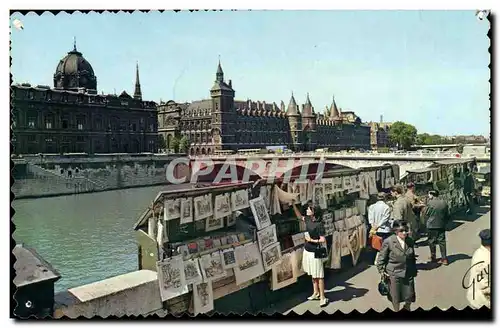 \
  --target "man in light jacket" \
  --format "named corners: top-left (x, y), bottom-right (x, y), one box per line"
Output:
top-left (466, 229), bottom-right (491, 309)
top-left (368, 192), bottom-right (392, 264)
